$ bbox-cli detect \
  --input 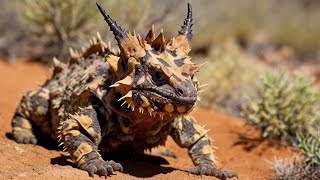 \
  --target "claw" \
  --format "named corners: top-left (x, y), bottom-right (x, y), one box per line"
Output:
top-left (80, 155), bottom-right (123, 177)
top-left (200, 167), bottom-right (206, 176)
top-left (108, 160), bottom-right (123, 172)
top-left (97, 168), bottom-right (108, 177)
top-left (116, 163), bottom-right (123, 172)
top-left (106, 166), bottom-right (113, 175)
top-left (188, 164), bottom-right (238, 180)
top-left (87, 164), bottom-right (97, 177)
